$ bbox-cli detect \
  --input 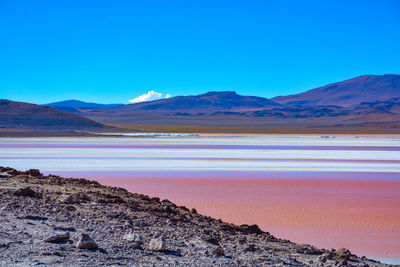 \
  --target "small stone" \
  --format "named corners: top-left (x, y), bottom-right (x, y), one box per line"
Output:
top-left (76, 234), bottom-right (98, 249)
top-left (65, 205), bottom-right (76, 212)
top-left (44, 232), bottom-right (70, 243)
top-left (318, 254), bottom-right (327, 263)
top-left (336, 259), bottom-right (348, 266)
top-left (244, 244), bottom-right (257, 252)
top-left (212, 246), bottom-right (225, 256)
top-left (135, 220), bottom-right (148, 227)
top-left (123, 233), bottom-right (144, 244)
top-left (148, 237), bottom-right (166, 252)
